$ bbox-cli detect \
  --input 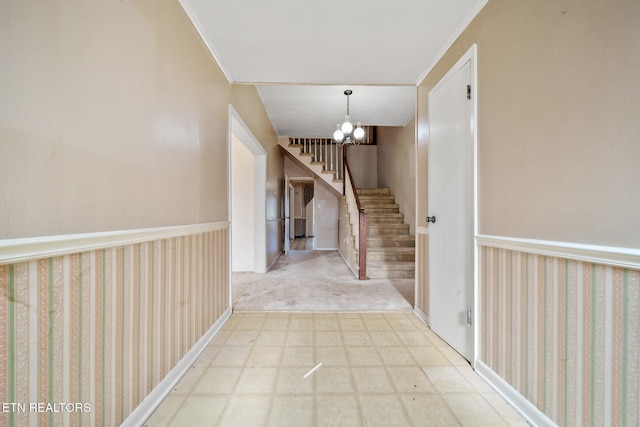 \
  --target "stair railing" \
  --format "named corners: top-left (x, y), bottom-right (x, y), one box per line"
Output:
top-left (289, 138), bottom-right (344, 181)
top-left (344, 150), bottom-right (367, 280)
